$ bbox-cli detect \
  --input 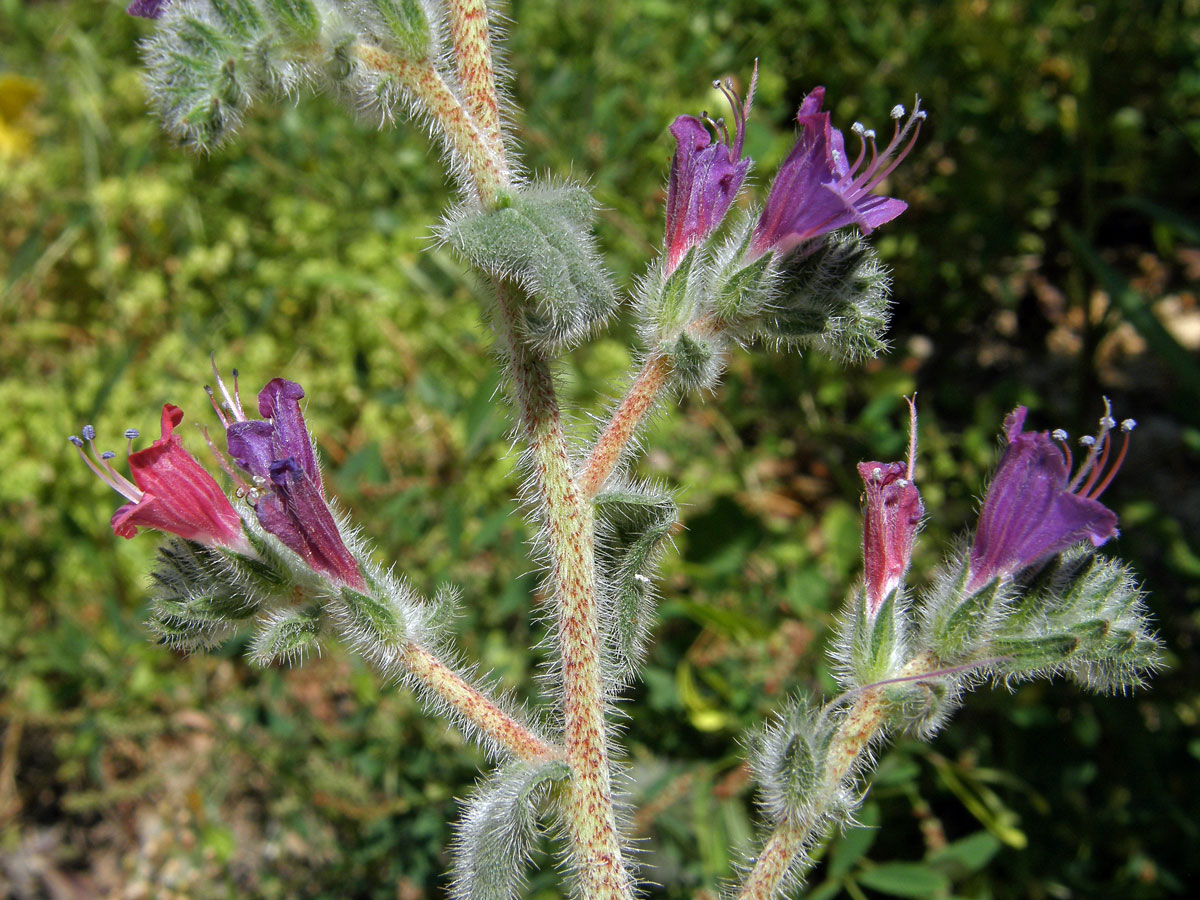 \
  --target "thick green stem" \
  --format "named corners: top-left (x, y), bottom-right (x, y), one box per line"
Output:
top-left (426, 18), bottom-right (633, 897)
top-left (494, 286), bottom-right (633, 900)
